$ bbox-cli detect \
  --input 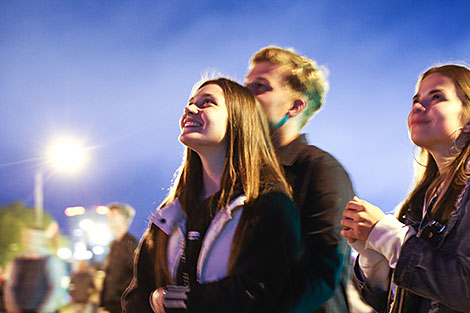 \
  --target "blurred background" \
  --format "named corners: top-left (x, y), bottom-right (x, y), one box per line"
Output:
top-left (0, 0), bottom-right (469, 275)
